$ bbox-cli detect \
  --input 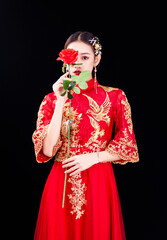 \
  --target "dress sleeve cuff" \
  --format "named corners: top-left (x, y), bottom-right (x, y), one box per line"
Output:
top-left (32, 124), bottom-right (62, 163)
top-left (106, 140), bottom-right (139, 165)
